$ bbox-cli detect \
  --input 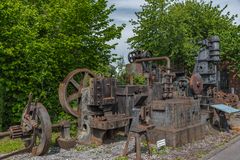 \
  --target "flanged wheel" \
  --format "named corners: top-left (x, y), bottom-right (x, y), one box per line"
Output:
top-left (190, 73), bottom-right (203, 95)
top-left (22, 103), bottom-right (52, 156)
top-left (59, 68), bottom-right (96, 117)
top-left (128, 50), bottom-right (152, 63)
top-left (128, 50), bottom-right (141, 63)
